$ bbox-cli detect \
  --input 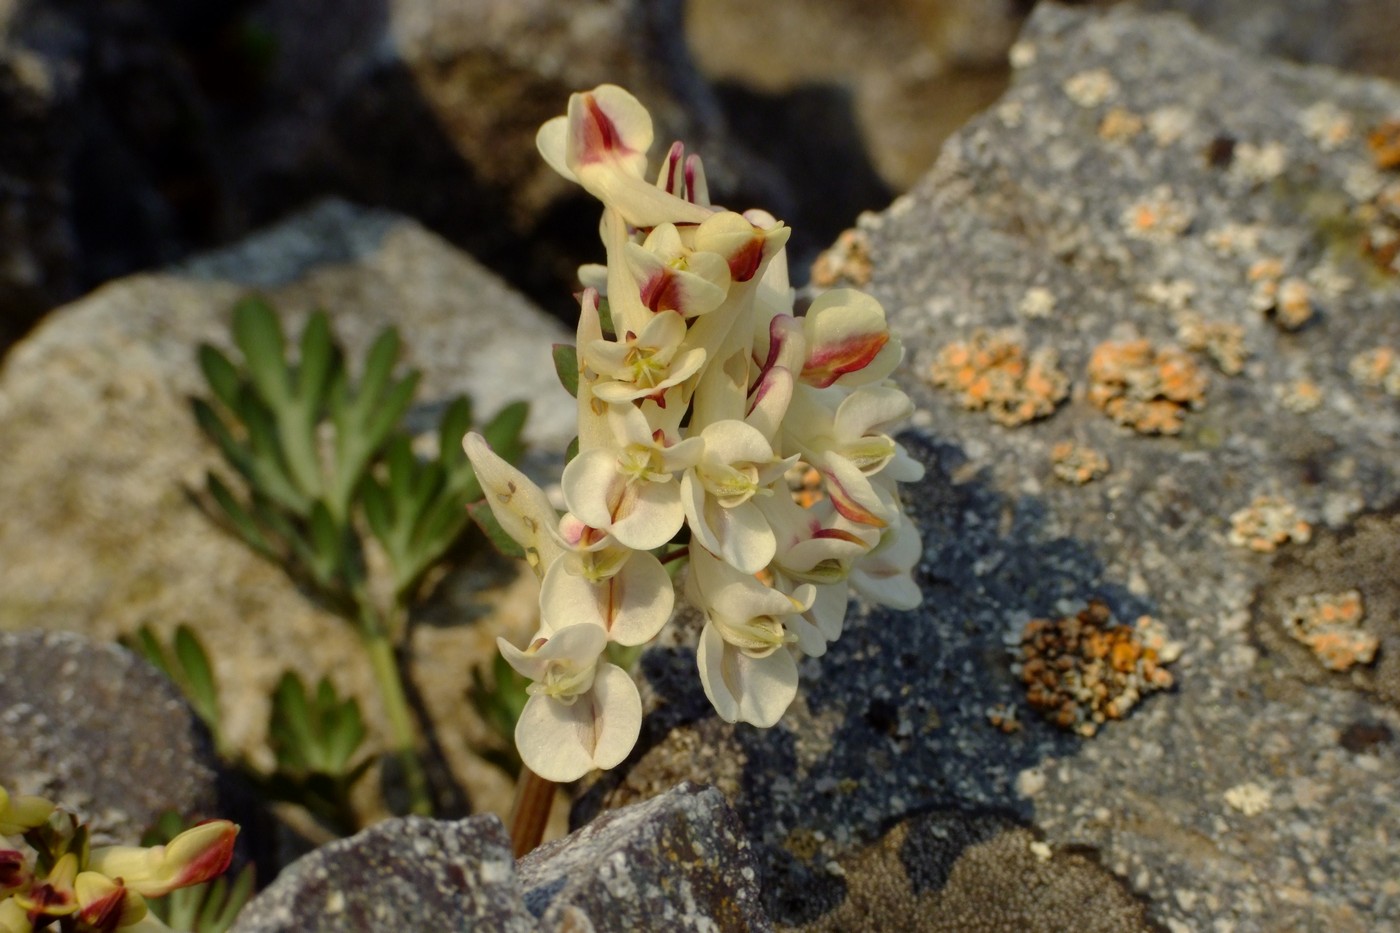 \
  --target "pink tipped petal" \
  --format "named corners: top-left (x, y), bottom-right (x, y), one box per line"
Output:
top-left (684, 153), bottom-right (709, 205)
top-left (821, 454), bottom-right (893, 528)
top-left (566, 85), bottom-right (652, 176)
top-left (801, 290), bottom-right (901, 388)
top-left (745, 366), bottom-right (793, 440)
